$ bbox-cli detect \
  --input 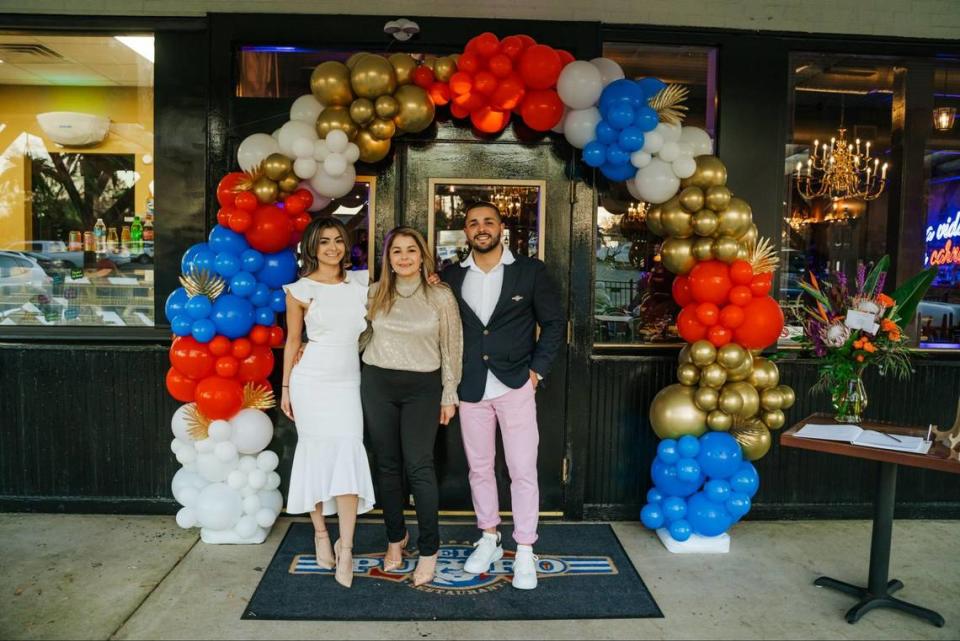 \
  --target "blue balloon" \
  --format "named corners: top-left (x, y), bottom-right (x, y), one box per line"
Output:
top-left (594, 120), bottom-right (618, 145)
top-left (618, 127), bottom-right (646, 152)
top-left (256, 249), bottom-right (298, 289)
top-left (697, 432), bottom-right (743, 479)
top-left (164, 287), bottom-right (190, 324)
top-left (255, 306), bottom-right (275, 326)
top-left (686, 492), bottom-right (733, 537)
top-left (208, 225), bottom-right (249, 256)
top-left (184, 295), bottom-right (212, 320)
top-left (668, 519), bottom-right (692, 542)
top-left (651, 458), bottom-right (703, 498)
top-left (678, 434), bottom-right (701, 458)
top-left (662, 496), bottom-right (687, 522)
top-left (633, 105), bottom-right (660, 132)
top-left (726, 492), bottom-right (752, 520)
top-left (229, 271), bottom-right (257, 298)
top-left (640, 503), bottom-right (665, 530)
top-left (705, 479), bottom-right (732, 503)
top-left (190, 318), bottom-right (216, 343)
top-left (214, 251), bottom-right (242, 278)
top-left (582, 140), bottom-right (607, 167)
top-left (240, 248), bottom-right (265, 274)
top-left (250, 283), bottom-right (272, 308)
top-left (171, 314), bottom-right (193, 337)
top-left (729, 462), bottom-right (760, 498)
top-left (646, 488), bottom-right (665, 504)
top-left (657, 439), bottom-right (679, 464)
top-left (211, 294), bottom-right (256, 339)
top-left (599, 162), bottom-right (637, 181)
top-left (637, 76), bottom-right (668, 98)
top-left (184, 248), bottom-right (216, 275)
top-left (606, 146), bottom-right (630, 166)
top-left (606, 103), bottom-right (635, 129)
top-left (269, 289), bottom-right (286, 313)
top-left (180, 243), bottom-right (210, 275)
top-left (599, 79), bottom-right (644, 113)
top-left (676, 457), bottom-right (702, 483)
